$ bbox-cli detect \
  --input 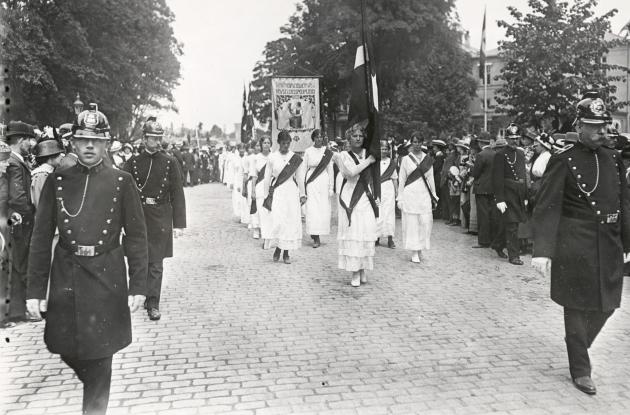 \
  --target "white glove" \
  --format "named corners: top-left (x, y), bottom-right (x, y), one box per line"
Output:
top-left (9, 212), bottom-right (22, 226)
top-left (26, 299), bottom-right (47, 320)
top-left (531, 257), bottom-right (552, 277)
top-left (624, 253), bottom-right (630, 263)
top-left (496, 202), bottom-right (507, 214)
top-left (128, 295), bottom-right (146, 312)
top-left (173, 228), bottom-right (184, 238)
